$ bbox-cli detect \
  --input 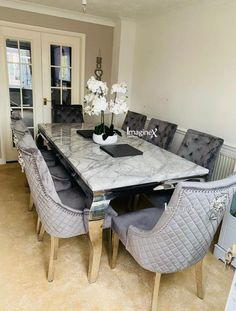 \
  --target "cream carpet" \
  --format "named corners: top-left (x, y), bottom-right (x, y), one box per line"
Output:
top-left (0, 163), bottom-right (234, 311)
